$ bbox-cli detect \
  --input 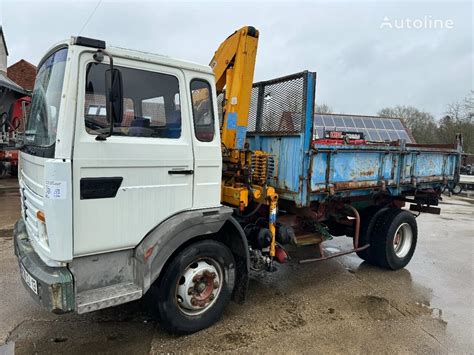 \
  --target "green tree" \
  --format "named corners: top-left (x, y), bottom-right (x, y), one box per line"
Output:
top-left (377, 105), bottom-right (438, 143)
top-left (441, 91), bottom-right (474, 153)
